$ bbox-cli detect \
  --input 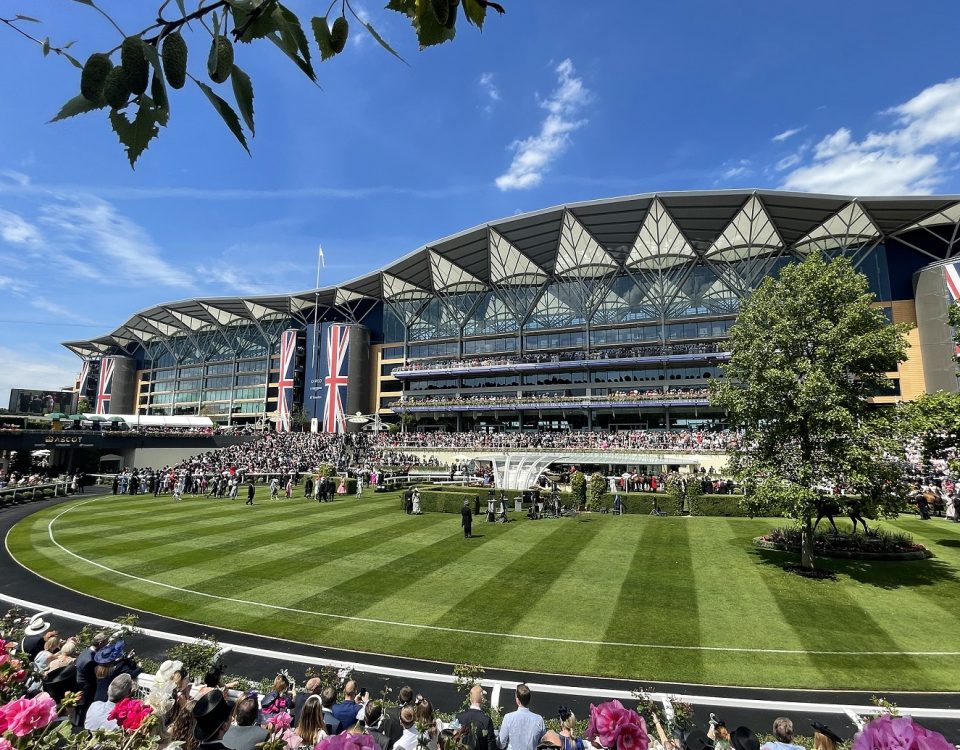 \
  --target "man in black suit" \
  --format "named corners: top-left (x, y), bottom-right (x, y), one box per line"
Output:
top-left (74, 630), bottom-right (108, 725)
top-left (461, 500), bottom-right (473, 538)
top-left (456, 685), bottom-right (497, 750)
top-left (385, 685), bottom-right (414, 747)
top-left (246, 481), bottom-right (255, 506)
top-left (403, 488), bottom-right (413, 514)
top-left (292, 677), bottom-right (322, 726)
